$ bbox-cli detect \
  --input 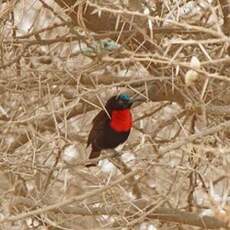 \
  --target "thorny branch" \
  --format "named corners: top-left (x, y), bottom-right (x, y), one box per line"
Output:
top-left (0, 0), bottom-right (230, 229)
